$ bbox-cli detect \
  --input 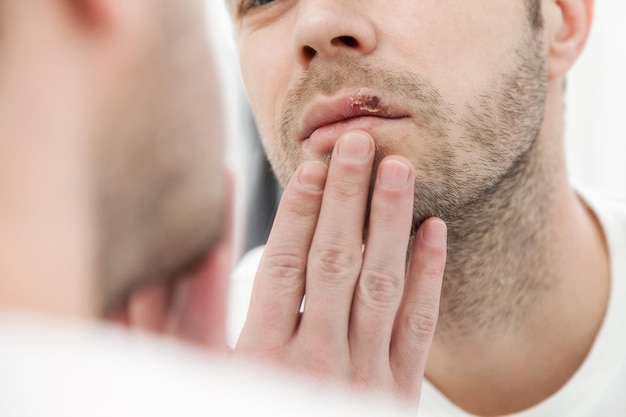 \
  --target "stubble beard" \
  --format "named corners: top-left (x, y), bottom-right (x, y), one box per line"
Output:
top-left (271, 30), bottom-right (549, 334)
